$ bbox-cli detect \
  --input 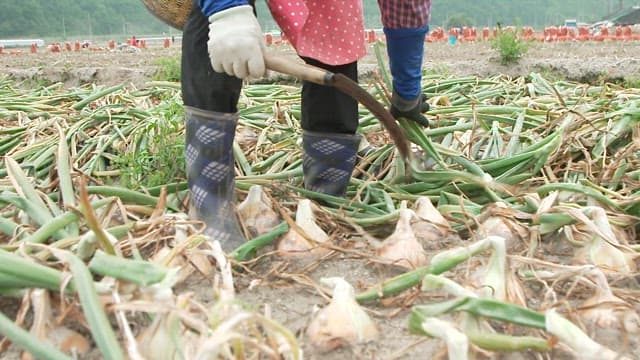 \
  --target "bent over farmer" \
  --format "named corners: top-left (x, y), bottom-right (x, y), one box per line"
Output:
top-left (182, 0), bottom-right (432, 250)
